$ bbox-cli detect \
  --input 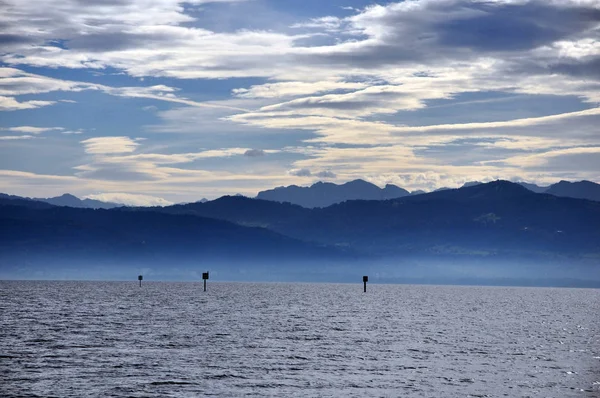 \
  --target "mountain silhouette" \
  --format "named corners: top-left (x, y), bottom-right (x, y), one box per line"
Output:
top-left (2, 180), bottom-right (599, 284)
top-left (256, 179), bottom-right (410, 208)
top-left (0, 192), bottom-right (120, 209)
top-left (516, 181), bottom-right (549, 193)
top-left (35, 193), bottom-right (120, 209)
top-left (0, 194), bottom-right (54, 209)
top-left (0, 203), bottom-right (350, 273)
top-left (148, 181), bottom-right (600, 260)
top-left (461, 181), bottom-right (482, 188)
top-left (545, 180), bottom-right (600, 202)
